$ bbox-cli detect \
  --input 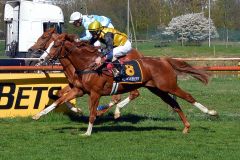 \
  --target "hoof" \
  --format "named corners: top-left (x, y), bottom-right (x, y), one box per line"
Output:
top-left (96, 105), bottom-right (113, 116)
top-left (80, 133), bottom-right (91, 137)
top-left (76, 108), bottom-right (83, 116)
top-left (182, 127), bottom-right (189, 134)
top-left (32, 114), bottom-right (40, 120)
top-left (208, 110), bottom-right (218, 116)
top-left (114, 112), bottom-right (121, 119)
top-left (97, 105), bottom-right (109, 111)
